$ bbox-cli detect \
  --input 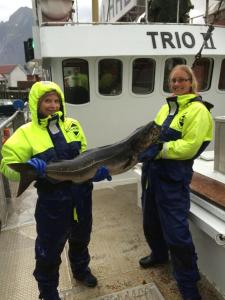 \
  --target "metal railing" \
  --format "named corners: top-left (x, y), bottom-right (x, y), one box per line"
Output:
top-left (0, 105), bottom-right (28, 230)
